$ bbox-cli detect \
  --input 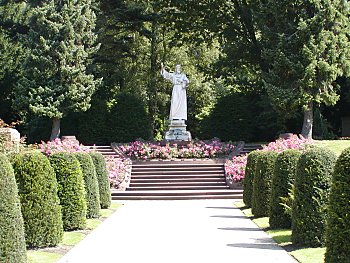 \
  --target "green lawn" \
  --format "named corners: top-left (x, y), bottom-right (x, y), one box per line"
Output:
top-left (27, 251), bottom-right (62, 263)
top-left (27, 202), bottom-right (122, 263)
top-left (314, 140), bottom-right (350, 156)
top-left (235, 201), bottom-right (325, 263)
